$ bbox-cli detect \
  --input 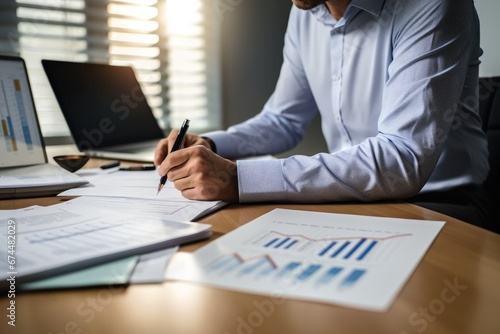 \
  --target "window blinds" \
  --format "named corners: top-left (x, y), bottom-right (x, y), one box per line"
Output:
top-left (0, 0), bottom-right (220, 138)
